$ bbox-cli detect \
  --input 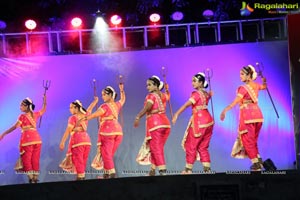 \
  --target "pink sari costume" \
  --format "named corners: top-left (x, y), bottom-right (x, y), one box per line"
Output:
top-left (181, 90), bottom-right (214, 169)
top-left (91, 101), bottom-right (123, 175)
top-left (15, 112), bottom-right (42, 175)
top-left (136, 93), bottom-right (171, 171)
top-left (231, 83), bottom-right (264, 164)
top-left (60, 113), bottom-right (91, 178)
